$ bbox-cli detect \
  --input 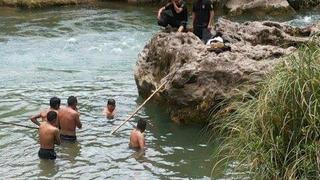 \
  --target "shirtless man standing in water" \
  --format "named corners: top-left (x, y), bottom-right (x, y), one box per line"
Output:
top-left (58, 96), bottom-right (82, 142)
top-left (30, 97), bottom-right (60, 127)
top-left (38, 111), bottom-right (60, 160)
top-left (129, 118), bottom-right (146, 150)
